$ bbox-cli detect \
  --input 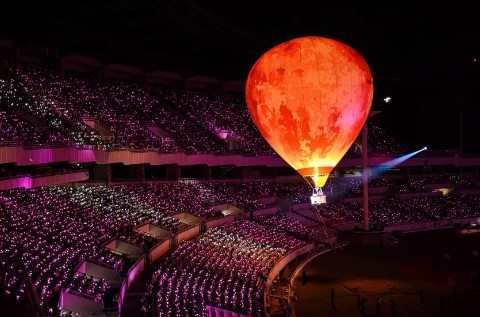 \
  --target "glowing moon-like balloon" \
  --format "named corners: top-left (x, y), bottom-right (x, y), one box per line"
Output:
top-left (245, 36), bottom-right (373, 189)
